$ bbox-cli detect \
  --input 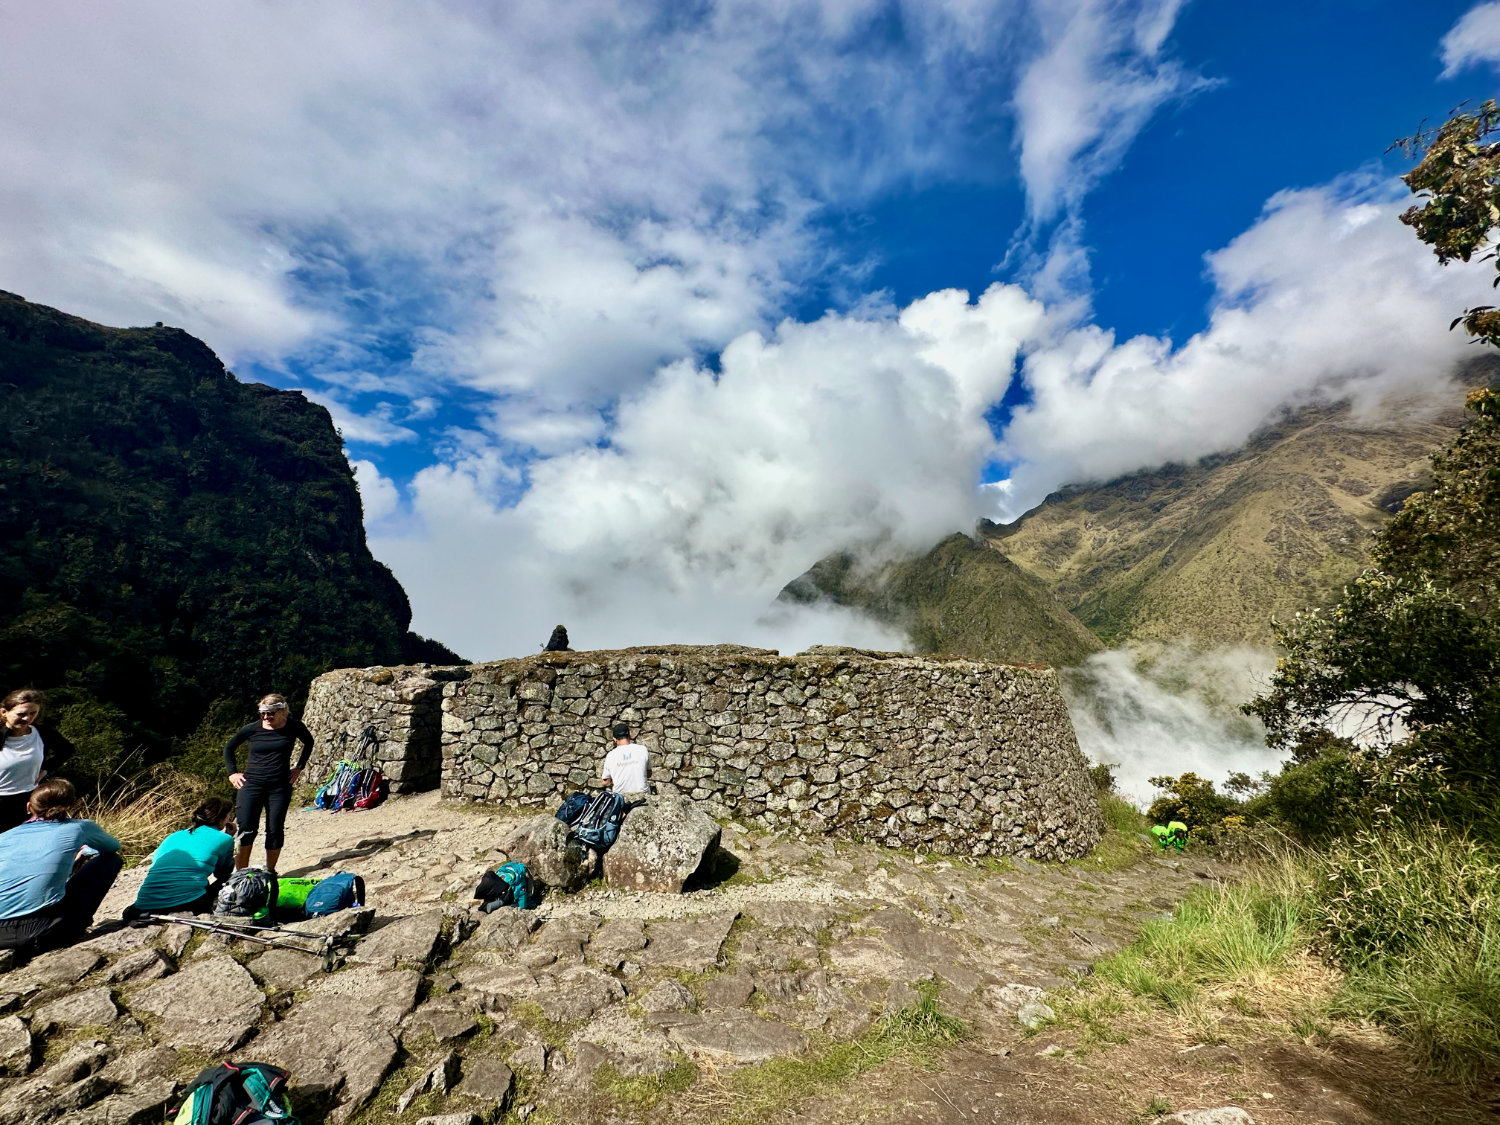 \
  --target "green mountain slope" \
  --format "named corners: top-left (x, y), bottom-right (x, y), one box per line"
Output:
top-left (0, 291), bottom-right (461, 777)
top-left (781, 532), bottom-right (1105, 666)
top-left (984, 402), bottom-right (1465, 647)
top-left (783, 397), bottom-right (1474, 661)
